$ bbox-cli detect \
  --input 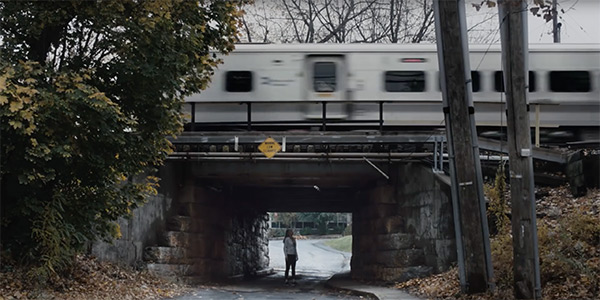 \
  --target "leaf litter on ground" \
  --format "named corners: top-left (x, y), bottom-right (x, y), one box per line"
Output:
top-left (395, 185), bottom-right (599, 300)
top-left (0, 255), bottom-right (192, 300)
